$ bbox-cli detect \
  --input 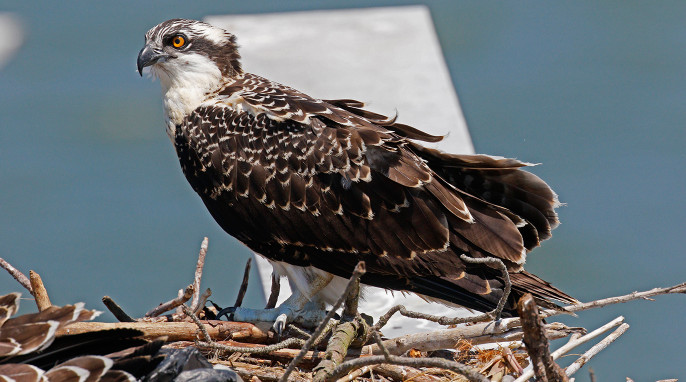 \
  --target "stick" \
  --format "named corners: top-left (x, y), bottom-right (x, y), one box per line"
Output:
top-left (265, 272), bottom-right (280, 309)
top-left (182, 304), bottom-right (212, 342)
top-left (234, 258), bottom-right (252, 307)
top-left (460, 254), bottom-right (511, 320)
top-left (145, 284), bottom-right (194, 317)
top-left (29, 270), bottom-right (51, 311)
top-left (102, 296), bottom-right (134, 322)
top-left (565, 323), bottom-right (630, 376)
top-left (517, 293), bottom-right (567, 382)
top-left (327, 355), bottom-right (488, 382)
top-left (55, 320), bottom-right (271, 343)
top-left (190, 237), bottom-right (209, 313)
top-left (544, 282), bottom-right (686, 318)
top-left (514, 316), bottom-right (624, 382)
top-left (0, 258), bottom-right (32, 294)
top-left (197, 337), bottom-right (305, 356)
top-left (280, 261), bottom-right (366, 382)
top-left (194, 288), bottom-right (212, 316)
